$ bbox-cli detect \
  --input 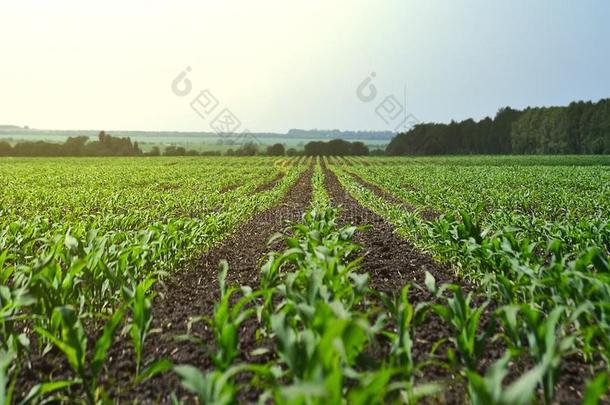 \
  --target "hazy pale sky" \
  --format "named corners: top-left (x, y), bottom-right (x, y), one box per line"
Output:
top-left (1, 0), bottom-right (609, 132)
